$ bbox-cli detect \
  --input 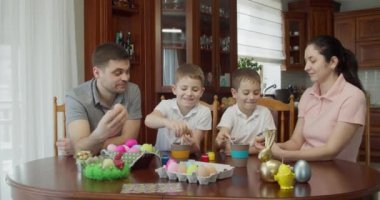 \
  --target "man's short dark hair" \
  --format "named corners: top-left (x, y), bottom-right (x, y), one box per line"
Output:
top-left (91, 43), bottom-right (129, 68)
